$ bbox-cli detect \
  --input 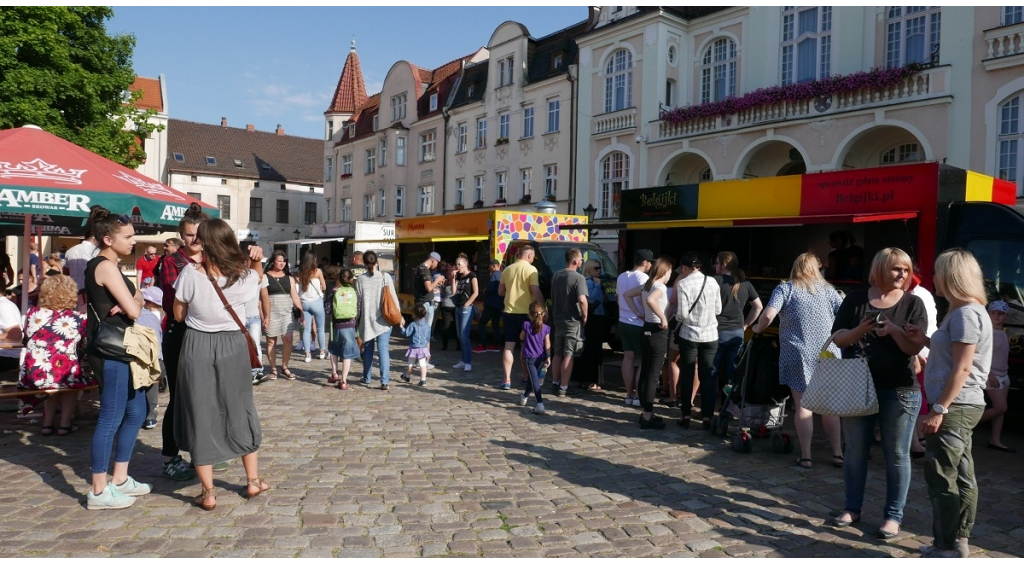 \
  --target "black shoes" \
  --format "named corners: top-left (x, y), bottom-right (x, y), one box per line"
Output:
top-left (639, 414), bottom-right (666, 429)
